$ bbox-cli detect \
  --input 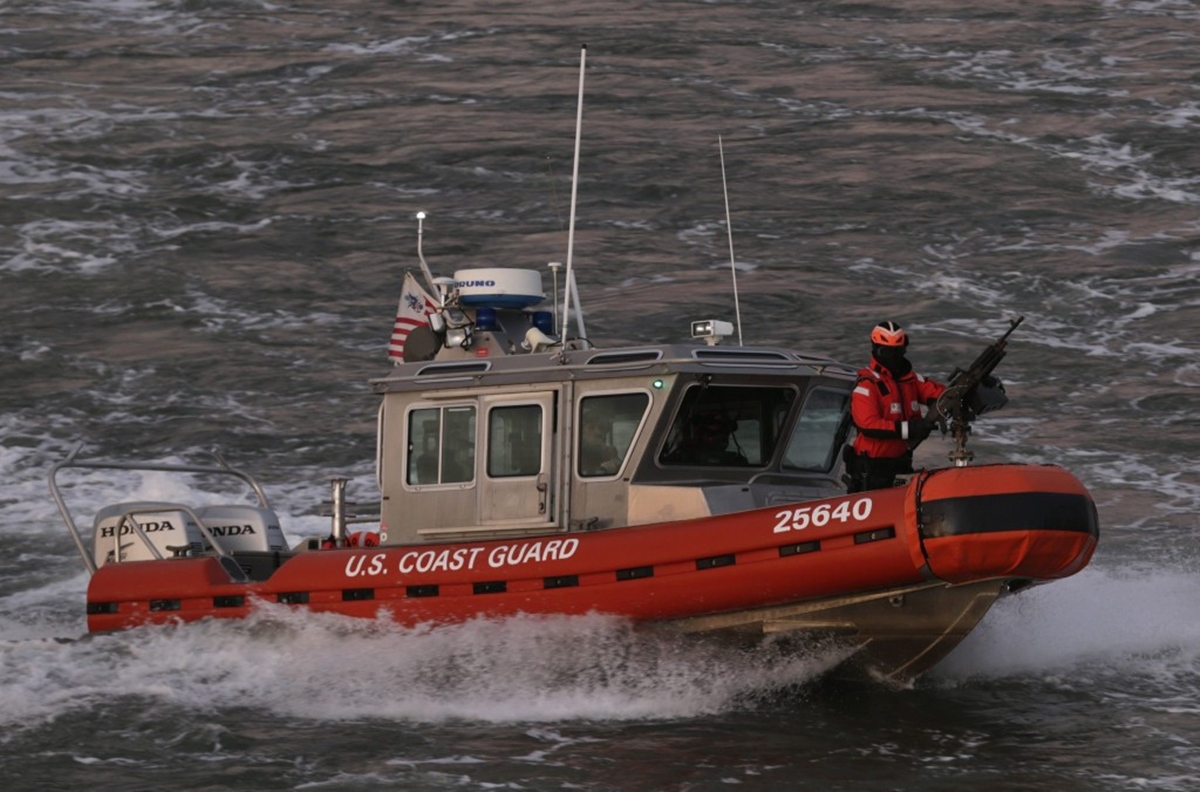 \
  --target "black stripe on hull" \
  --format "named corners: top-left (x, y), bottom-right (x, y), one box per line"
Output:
top-left (920, 492), bottom-right (1099, 539)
